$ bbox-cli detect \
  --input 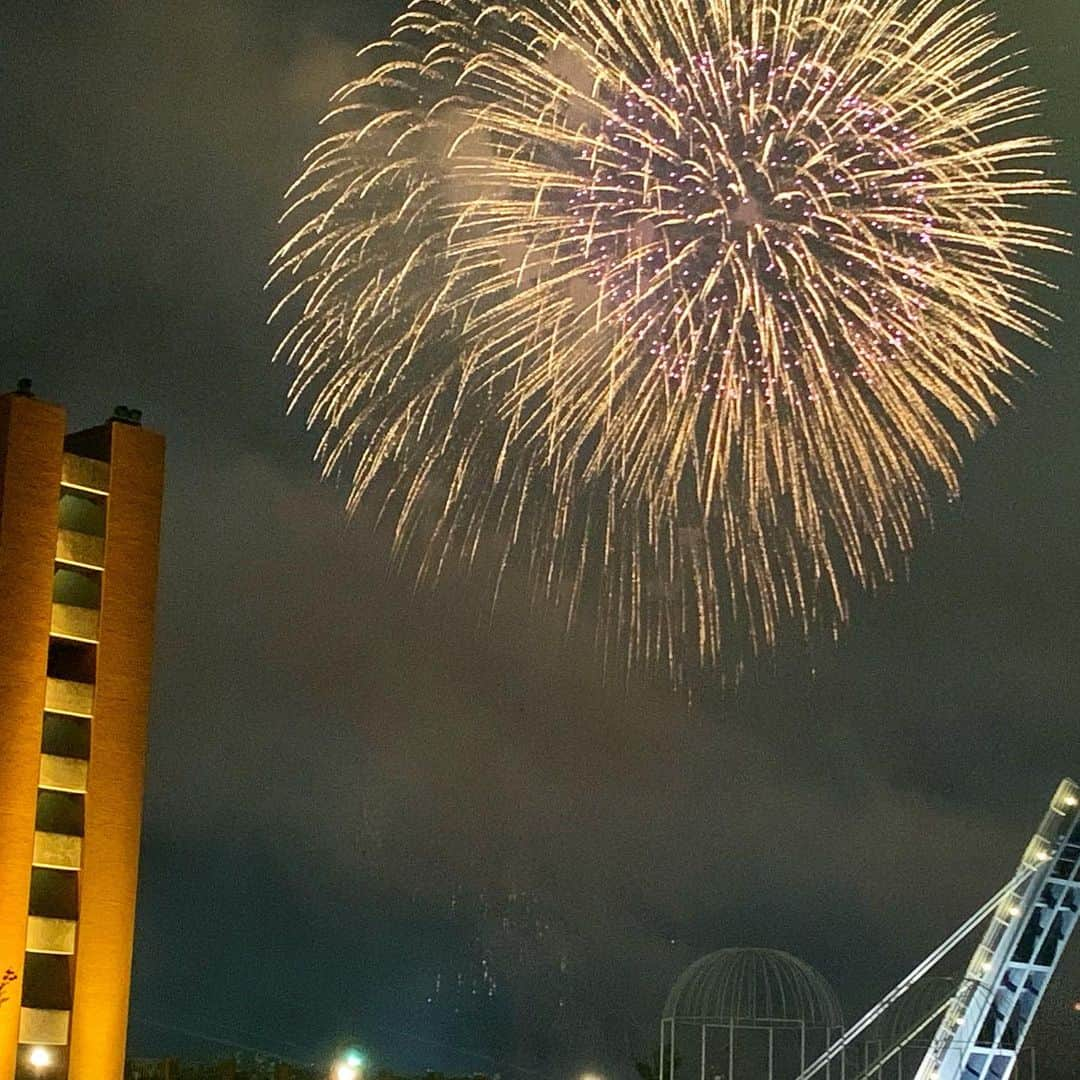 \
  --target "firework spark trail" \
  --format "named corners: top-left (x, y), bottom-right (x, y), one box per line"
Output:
top-left (271, 0), bottom-right (1063, 680)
